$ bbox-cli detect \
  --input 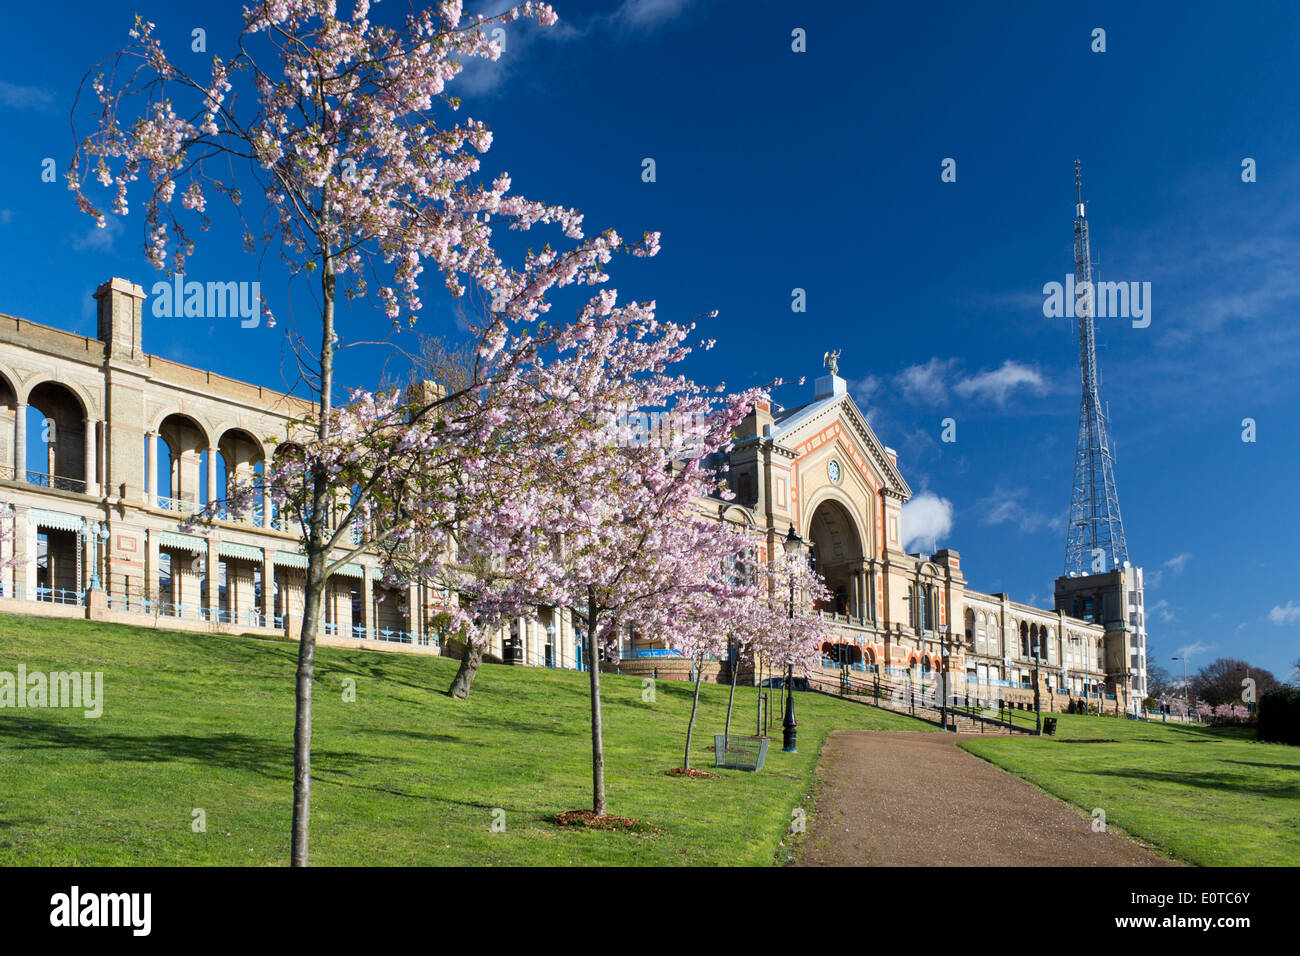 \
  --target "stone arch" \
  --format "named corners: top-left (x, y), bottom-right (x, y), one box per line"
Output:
top-left (0, 368), bottom-right (18, 476)
top-left (217, 426), bottom-right (266, 496)
top-left (147, 406), bottom-right (214, 446)
top-left (806, 493), bottom-right (867, 616)
top-left (267, 441), bottom-right (307, 530)
top-left (25, 381), bottom-right (88, 487)
top-left (156, 412), bottom-right (211, 505)
top-left (719, 503), bottom-right (756, 528)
